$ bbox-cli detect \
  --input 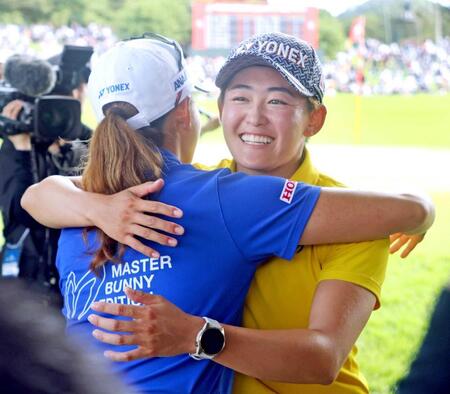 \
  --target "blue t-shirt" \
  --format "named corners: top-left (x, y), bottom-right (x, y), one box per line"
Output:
top-left (56, 150), bottom-right (320, 394)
